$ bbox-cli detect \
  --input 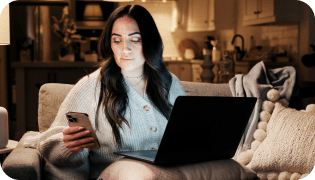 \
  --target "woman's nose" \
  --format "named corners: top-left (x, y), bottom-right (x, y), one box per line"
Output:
top-left (122, 41), bottom-right (132, 53)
